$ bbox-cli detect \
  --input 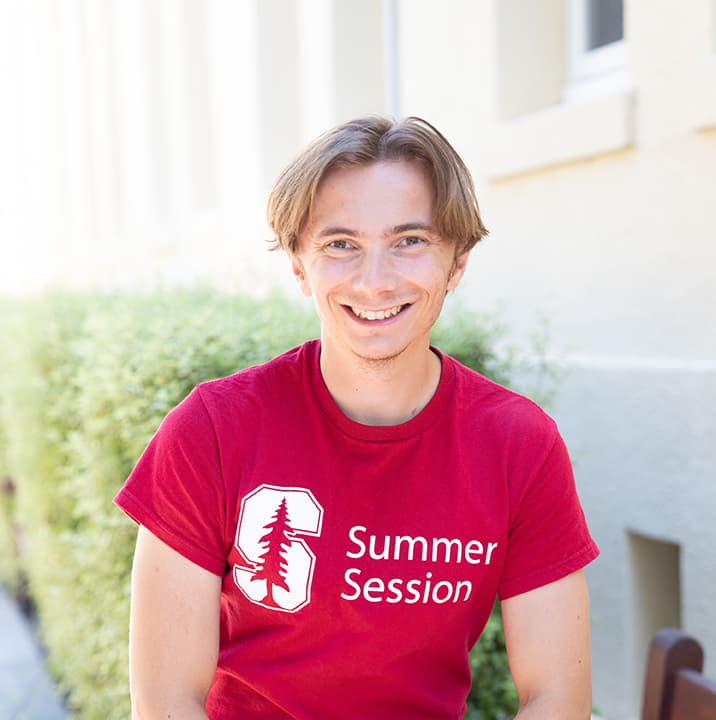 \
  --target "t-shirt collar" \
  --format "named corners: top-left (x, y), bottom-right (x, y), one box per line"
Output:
top-left (306, 339), bottom-right (455, 442)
